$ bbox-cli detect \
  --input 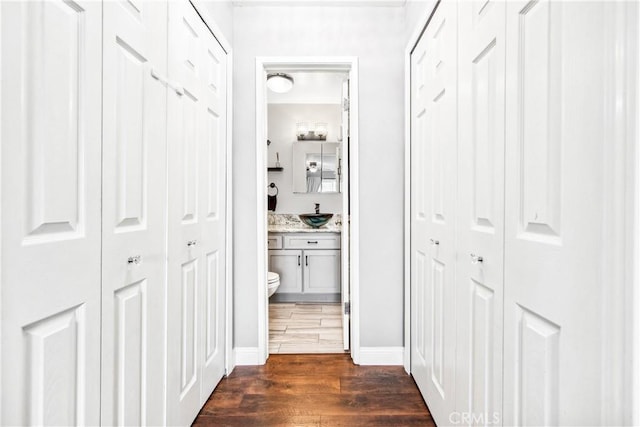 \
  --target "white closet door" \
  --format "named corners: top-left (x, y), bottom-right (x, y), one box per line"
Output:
top-left (198, 20), bottom-right (227, 406)
top-left (410, 2), bottom-right (458, 425)
top-left (0, 1), bottom-right (102, 425)
top-left (455, 0), bottom-right (505, 423)
top-left (101, 2), bottom-right (168, 426)
top-left (503, 1), bottom-right (606, 424)
top-left (167, 1), bottom-right (227, 424)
